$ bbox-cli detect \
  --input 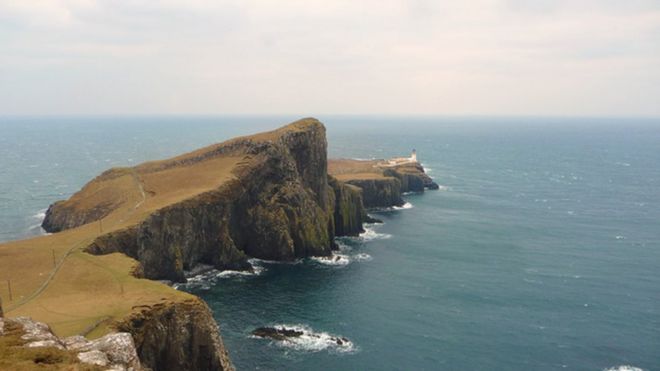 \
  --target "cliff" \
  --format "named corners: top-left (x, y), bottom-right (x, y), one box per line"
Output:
top-left (45, 118), bottom-right (362, 282)
top-left (328, 158), bottom-right (439, 208)
top-left (329, 176), bottom-right (367, 236)
top-left (116, 298), bottom-right (232, 371)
